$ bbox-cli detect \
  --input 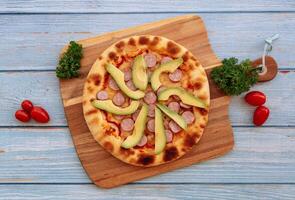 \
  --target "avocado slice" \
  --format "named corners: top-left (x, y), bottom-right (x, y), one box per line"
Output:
top-left (121, 104), bottom-right (148, 149)
top-left (157, 103), bottom-right (187, 130)
top-left (132, 55), bottom-right (148, 91)
top-left (158, 87), bottom-right (207, 108)
top-left (154, 107), bottom-right (166, 154)
top-left (150, 58), bottom-right (183, 91)
top-left (92, 100), bottom-right (139, 115)
top-left (106, 63), bottom-right (145, 99)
